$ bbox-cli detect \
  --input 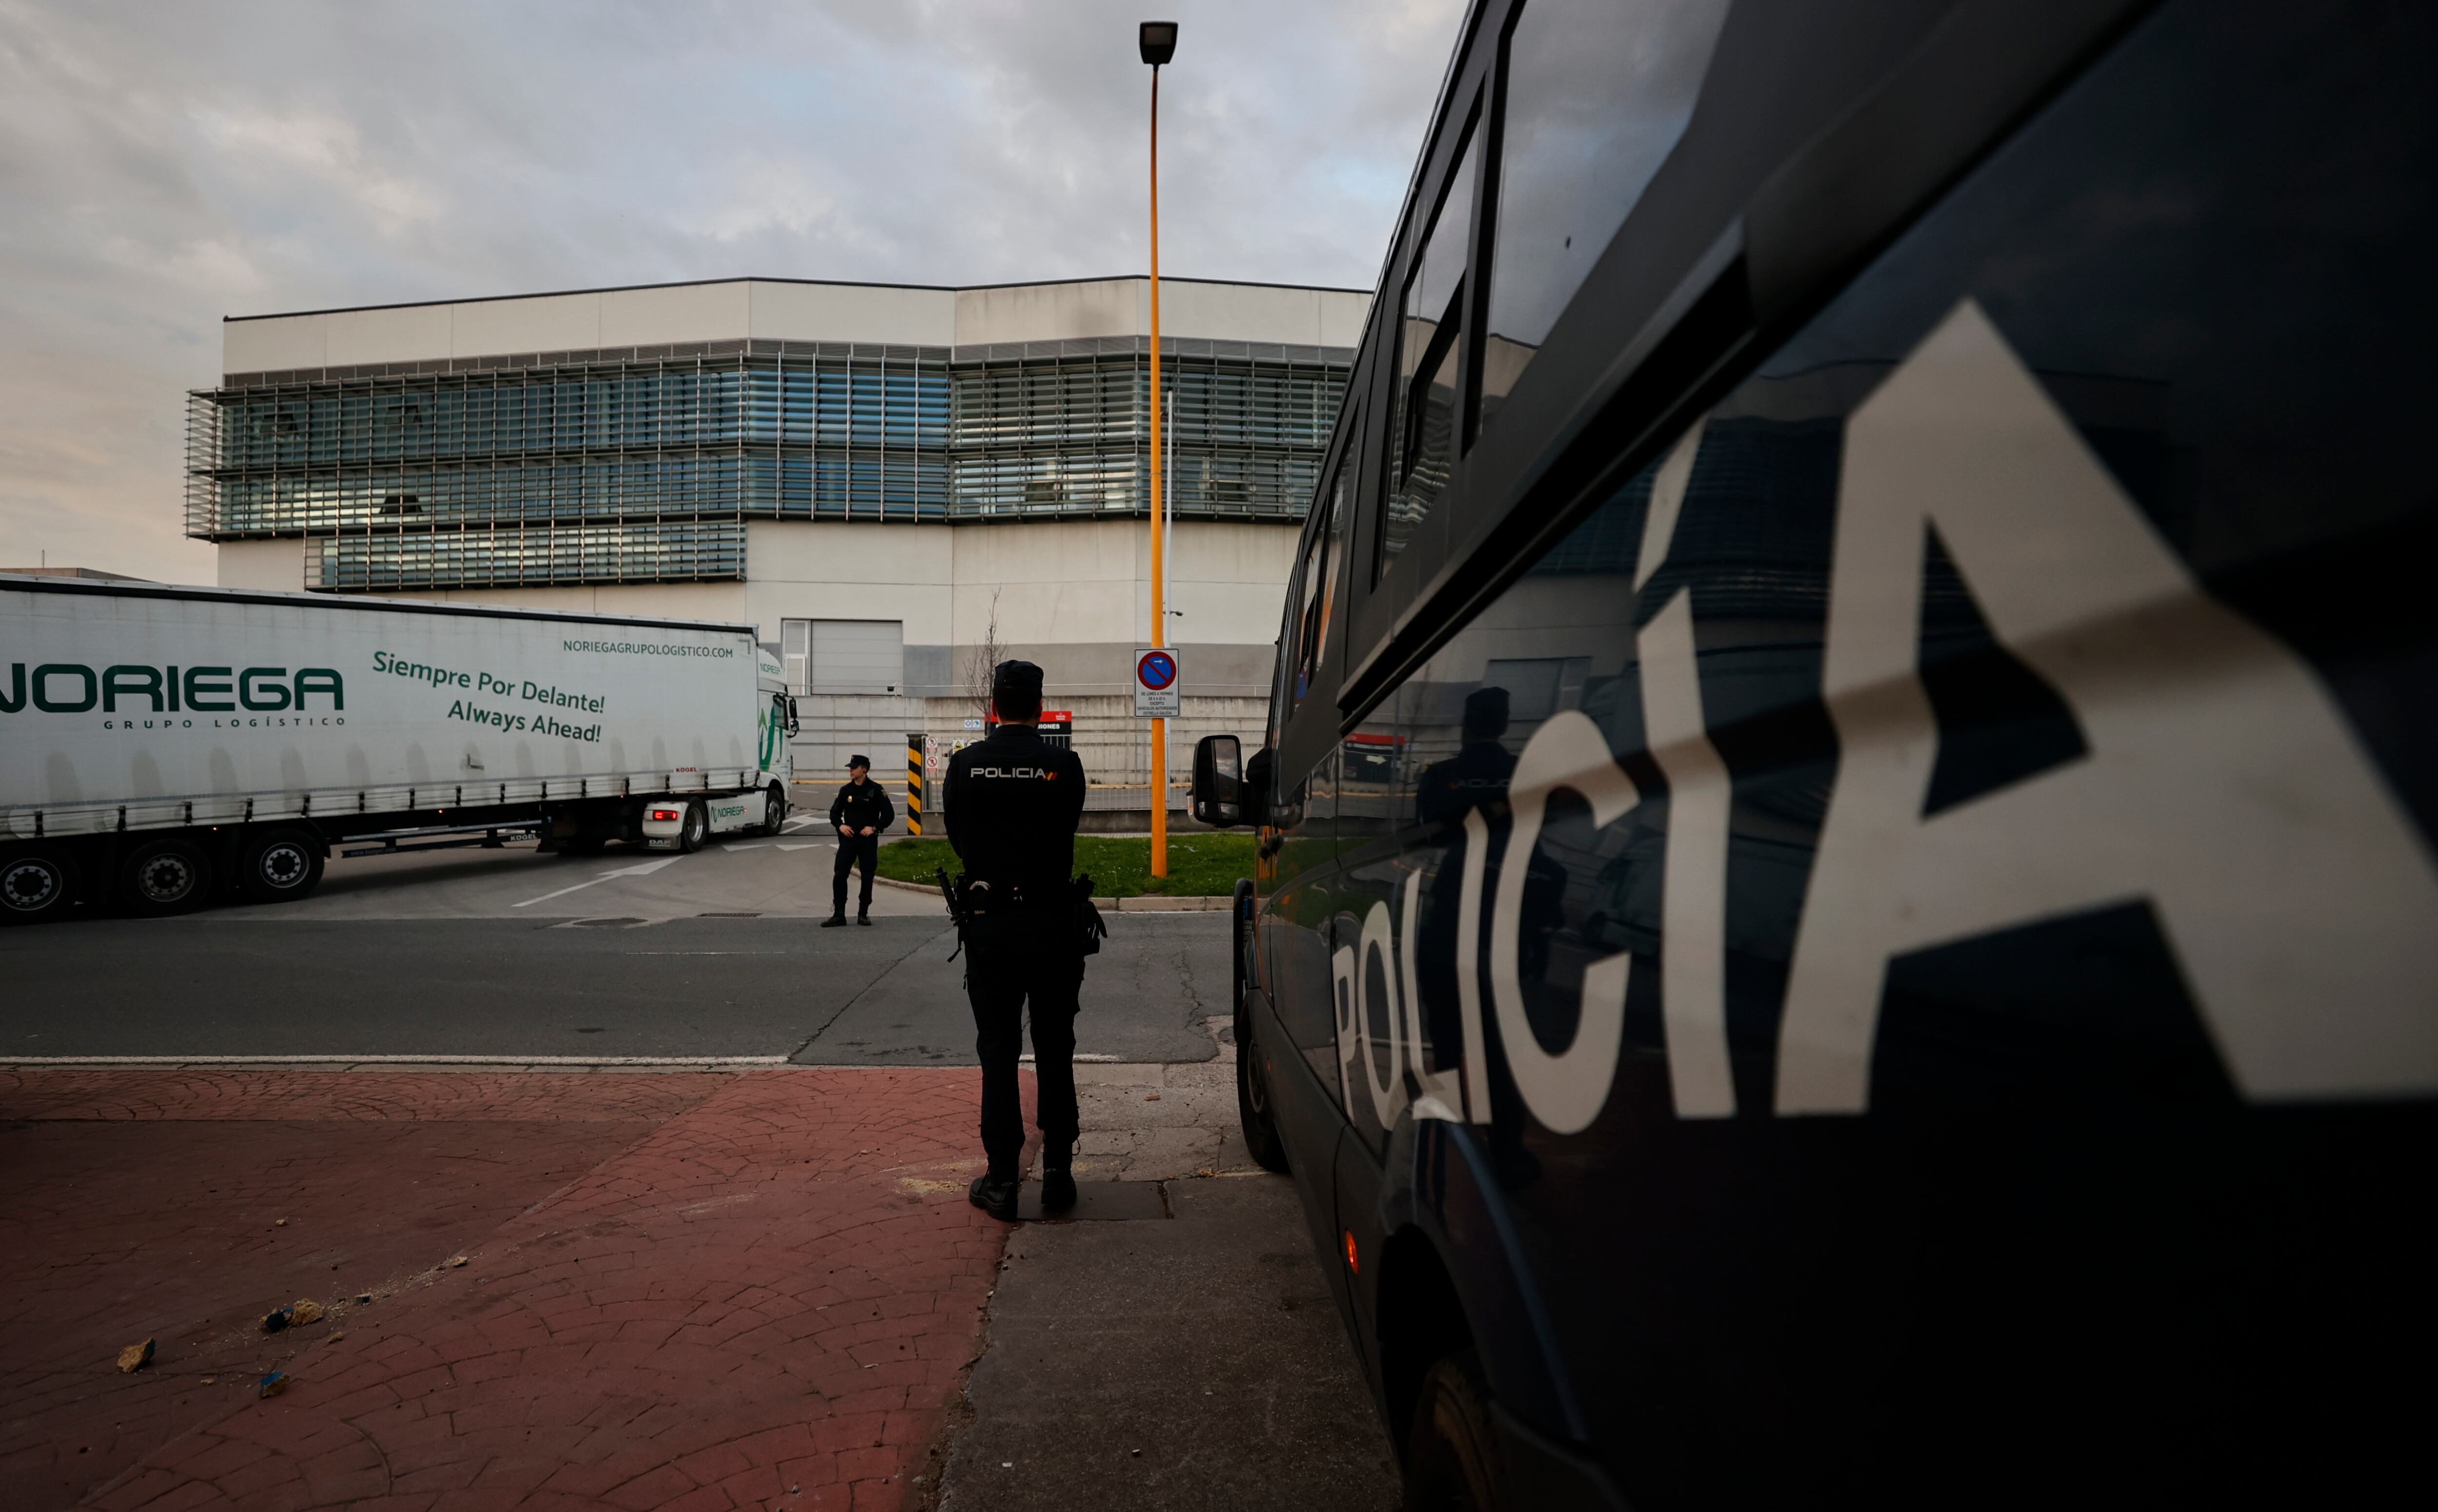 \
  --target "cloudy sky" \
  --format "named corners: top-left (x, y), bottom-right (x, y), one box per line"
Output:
top-left (0, 0), bottom-right (1463, 584)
